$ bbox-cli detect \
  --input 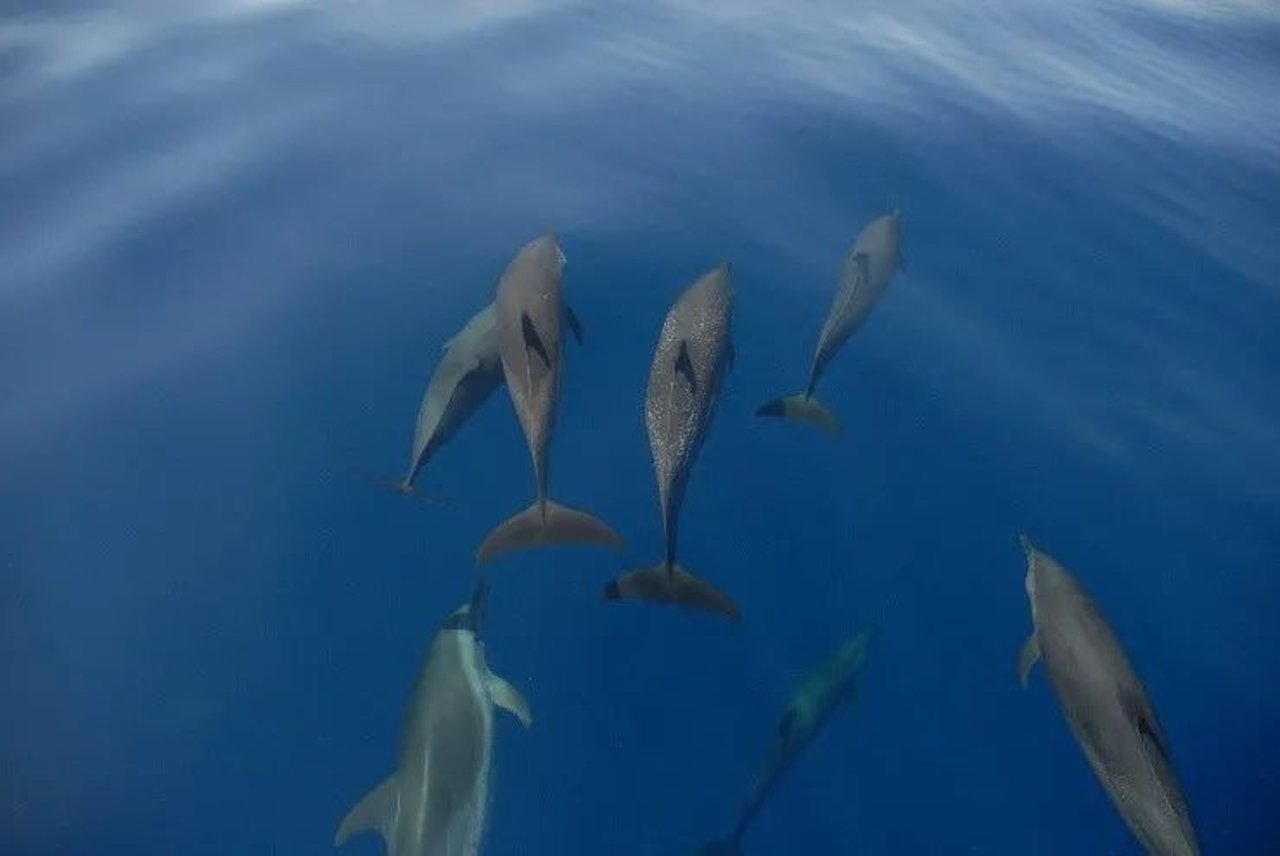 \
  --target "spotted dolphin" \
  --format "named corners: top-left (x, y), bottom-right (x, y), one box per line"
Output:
top-left (1018, 536), bottom-right (1200, 856)
top-left (603, 264), bottom-right (740, 620)
top-left (756, 210), bottom-right (903, 435)
top-left (476, 233), bottom-right (622, 564)
top-left (700, 628), bottom-right (875, 854)
top-left (391, 299), bottom-right (582, 498)
top-left (334, 581), bottom-right (531, 856)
